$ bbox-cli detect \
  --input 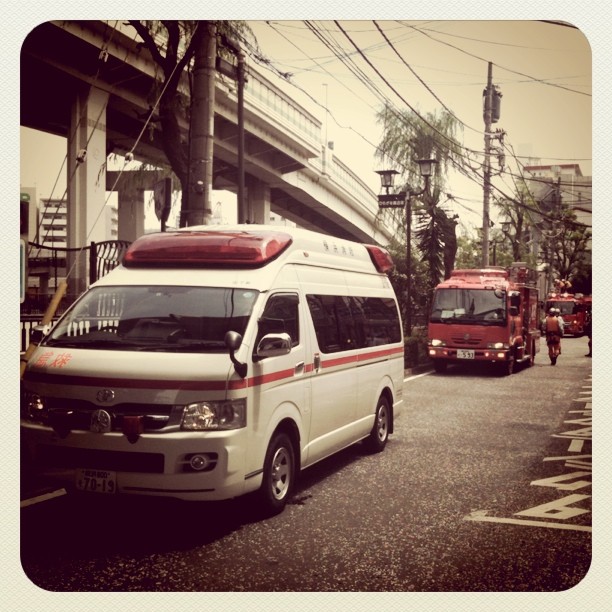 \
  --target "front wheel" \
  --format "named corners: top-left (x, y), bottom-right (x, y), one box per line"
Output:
top-left (364, 395), bottom-right (390, 453)
top-left (499, 356), bottom-right (514, 376)
top-left (433, 360), bottom-right (447, 373)
top-left (257, 432), bottom-right (295, 515)
top-left (528, 341), bottom-right (536, 366)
